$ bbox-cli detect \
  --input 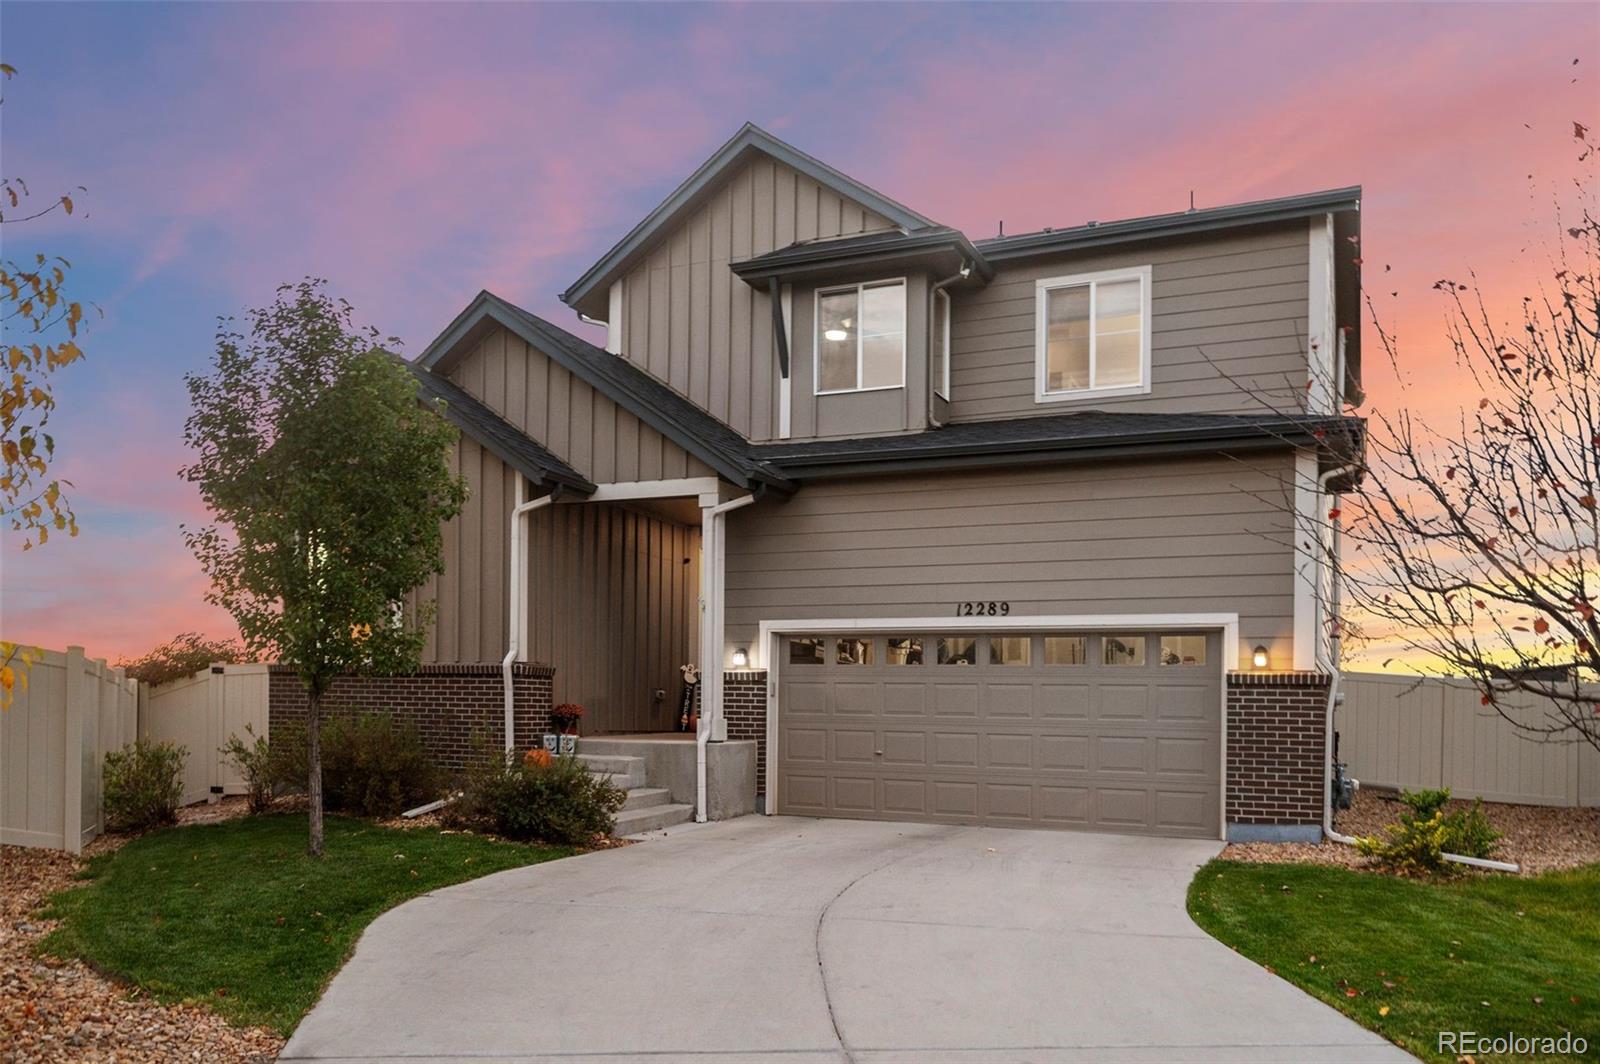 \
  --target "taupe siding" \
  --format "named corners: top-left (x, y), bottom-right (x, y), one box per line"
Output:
top-left (724, 452), bottom-right (1299, 669)
top-left (946, 223), bottom-right (1313, 420)
top-left (415, 436), bottom-right (701, 734)
top-left (617, 155), bottom-right (895, 441)
top-left (450, 325), bottom-right (717, 484)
